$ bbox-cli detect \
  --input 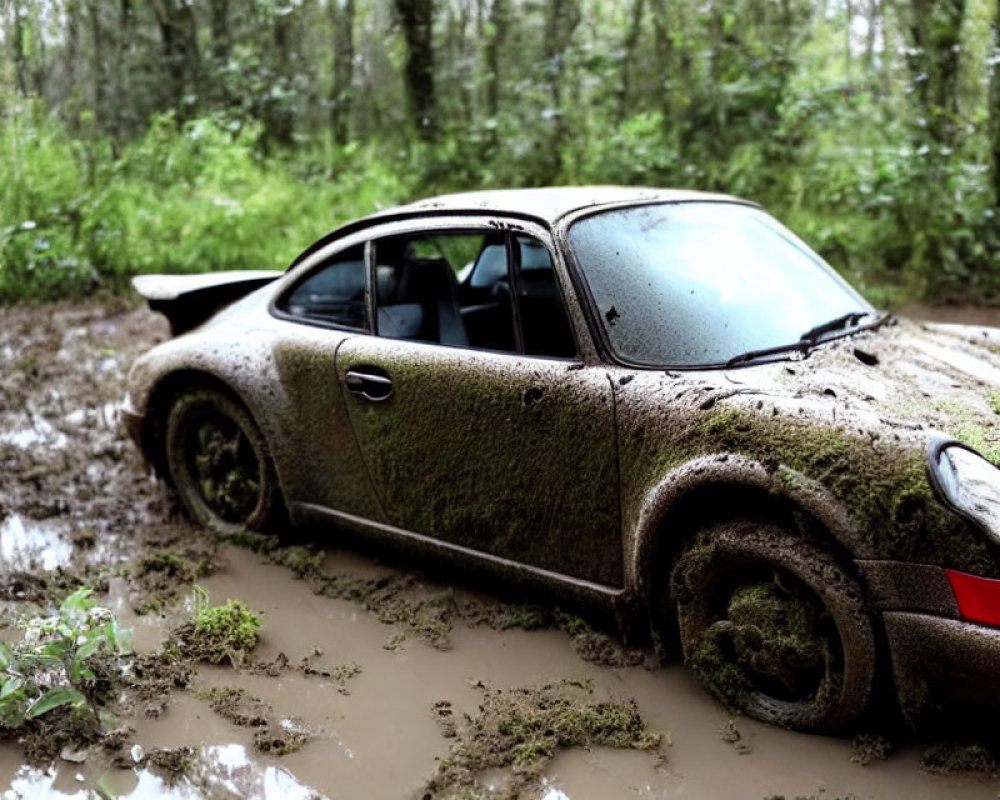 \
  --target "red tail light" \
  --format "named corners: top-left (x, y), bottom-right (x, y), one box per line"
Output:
top-left (945, 569), bottom-right (1000, 627)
